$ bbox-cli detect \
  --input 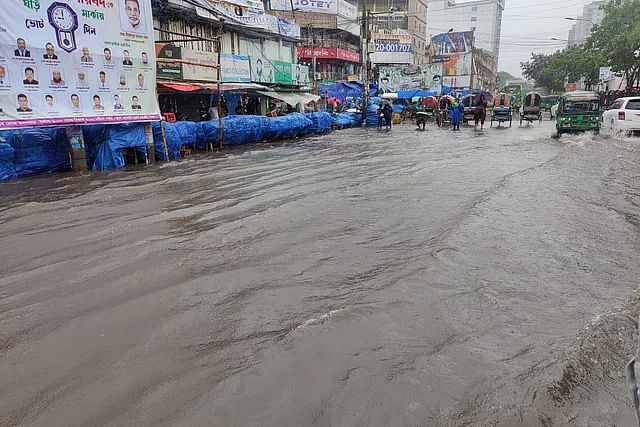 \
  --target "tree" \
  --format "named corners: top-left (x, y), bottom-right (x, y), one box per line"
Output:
top-left (521, 52), bottom-right (565, 92)
top-left (588, 0), bottom-right (640, 89)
